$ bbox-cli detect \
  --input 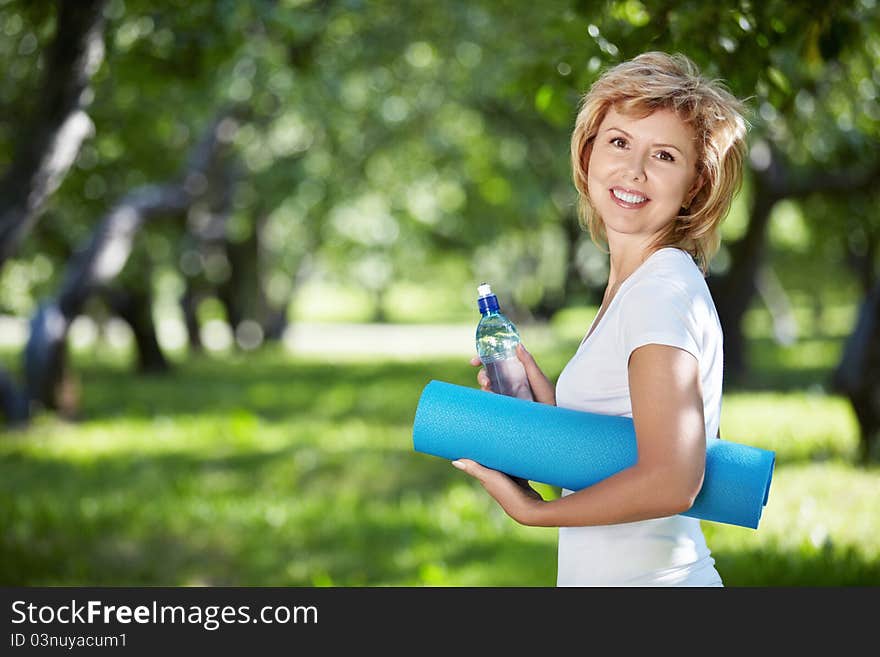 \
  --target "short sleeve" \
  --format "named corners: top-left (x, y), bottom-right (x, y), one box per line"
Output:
top-left (617, 277), bottom-right (702, 363)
